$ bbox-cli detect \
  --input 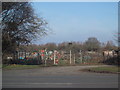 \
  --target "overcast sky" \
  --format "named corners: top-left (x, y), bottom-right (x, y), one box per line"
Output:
top-left (32, 2), bottom-right (118, 45)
